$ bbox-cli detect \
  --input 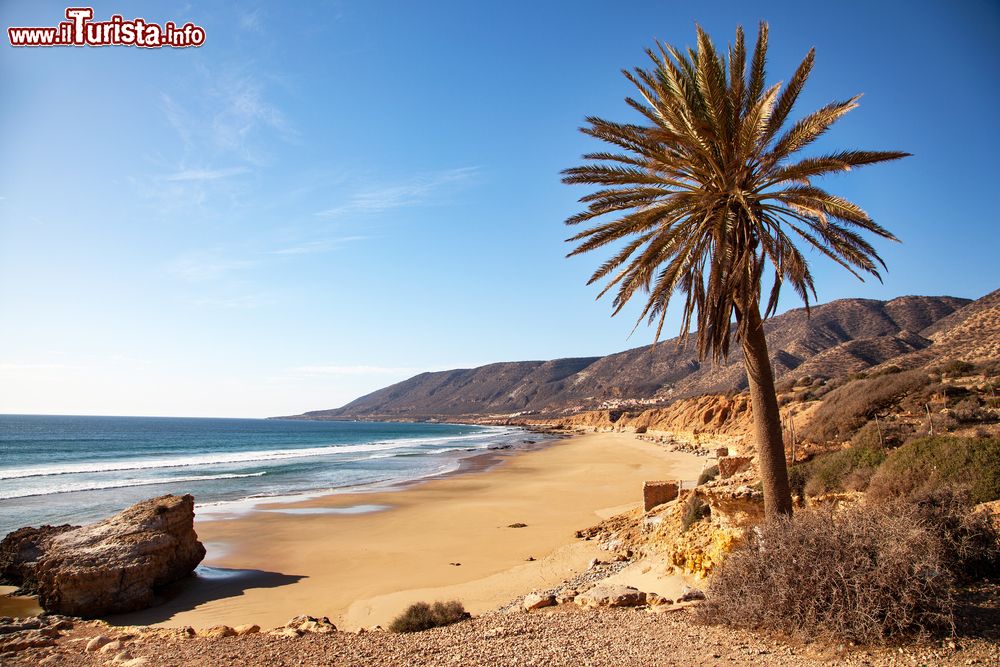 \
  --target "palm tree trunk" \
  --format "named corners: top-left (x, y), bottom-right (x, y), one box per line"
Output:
top-left (740, 304), bottom-right (794, 519)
